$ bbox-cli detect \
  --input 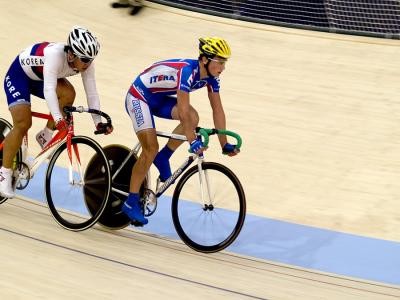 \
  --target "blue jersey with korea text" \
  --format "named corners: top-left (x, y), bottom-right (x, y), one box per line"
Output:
top-left (132, 59), bottom-right (220, 103)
